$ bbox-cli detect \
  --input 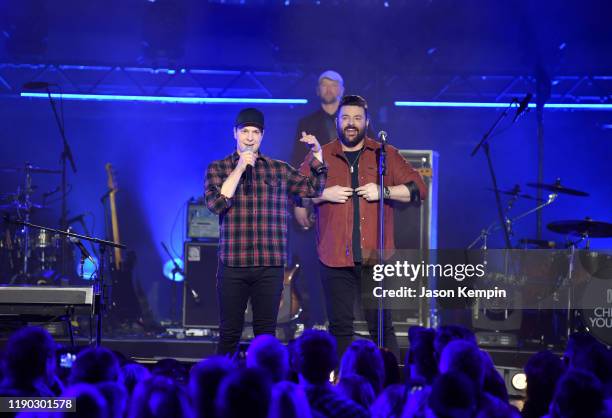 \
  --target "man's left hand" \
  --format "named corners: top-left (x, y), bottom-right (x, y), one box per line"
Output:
top-left (355, 183), bottom-right (380, 202)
